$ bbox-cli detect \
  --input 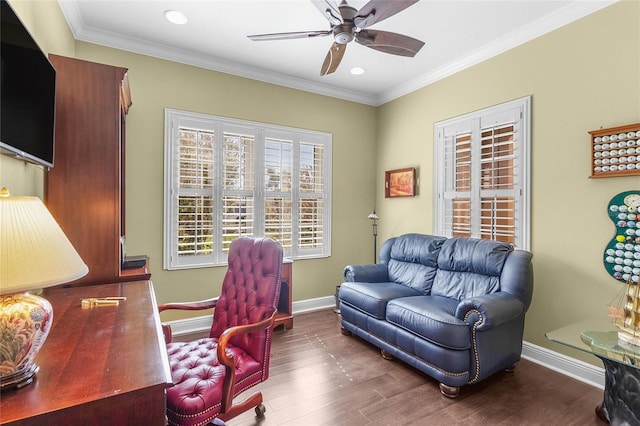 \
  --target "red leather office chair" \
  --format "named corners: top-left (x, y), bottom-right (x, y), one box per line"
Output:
top-left (159, 237), bottom-right (283, 425)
